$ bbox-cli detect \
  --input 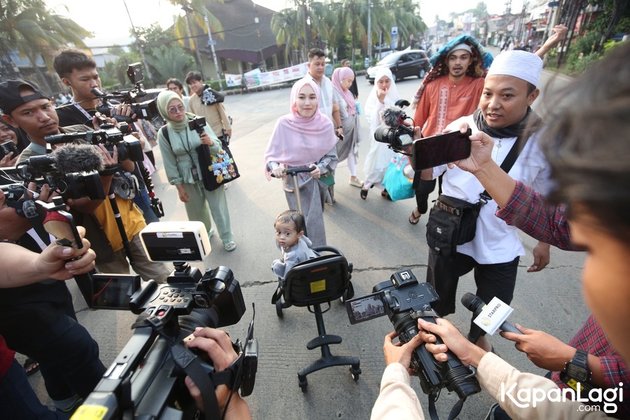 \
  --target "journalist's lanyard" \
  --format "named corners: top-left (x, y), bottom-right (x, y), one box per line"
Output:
top-left (70, 101), bottom-right (96, 124)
